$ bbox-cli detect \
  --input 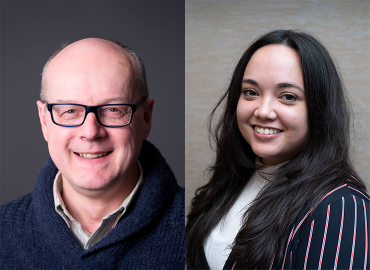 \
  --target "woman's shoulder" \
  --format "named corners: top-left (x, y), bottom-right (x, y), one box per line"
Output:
top-left (316, 176), bottom-right (369, 211)
top-left (293, 176), bottom-right (369, 234)
top-left (291, 176), bottom-right (370, 248)
top-left (284, 176), bottom-right (369, 270)
top-left (291, 176), bottom-right (368, 231)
